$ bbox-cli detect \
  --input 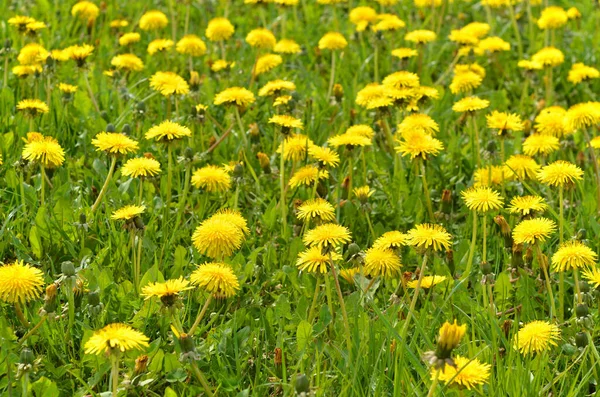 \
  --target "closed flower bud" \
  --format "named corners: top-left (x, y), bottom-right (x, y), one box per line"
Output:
top-left (575, 332), bottom-right (588, 348)
top-left (61, 261), bottom-right (76, 277)
top-left (494, 215), bottom-right (513, 248)
top-left (511, 244), bottom-right (524, 268)
top-left (105, 123), bottom-right (116, 133)
top-left (134, 355), bottom-right (149, 374)
top-left (87, 290), bottom-right (101, 306)
top-left (122, 124), bottom-right (131, 134)
top-left (19, 348), bottom-right (35, 366)
top-left (436, 320), bottom-right (466, 360)
top-left (257, 152), bottom-right (271, 174)
top-left (189, 71), bottom-right (201, 88)
top-left (179, 333), bottom-right (196, 353)
top-left (294, 374), bottom-right (310, 394)
top-left (441, 189), bottom-right (452, 214)
top-left (333, 83), bottom-right (343, 102)
top-left (576, 303), bottom-right (589, 318)
top-left (446, 249), bottom-right (455, 275)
